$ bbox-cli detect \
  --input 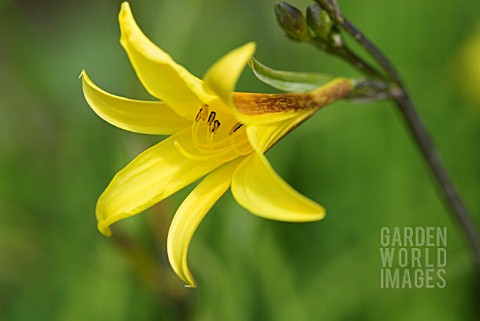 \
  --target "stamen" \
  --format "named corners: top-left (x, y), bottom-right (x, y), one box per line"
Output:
top-left (189, 105), bottom-right (252, 162)
top-left (195, 111), bottom-right (201, 122)
top-left (228, 123), bottom-right (252, 156)
top-left (208, 127), bottom-right (215, 156)
top-left (195, 107), bottom-right (203, 122)
top-left (193, 119), bottom-right (228, 150)
top-left (205, 118), bottom-right (213, 144)
top-left (174, 141), bottom-right (212, 161)
top-left (207, 111), bottom-right (216, 125)
top-left (191, 119), bottom-right (203, 151)
top-left (212, 120), bottom-right (221, 133)
top-left (230, 131), bottom-right (252, 156)
top-left (203, 105), bottom-right (209, 120)
top-left (229, 123), bottom-right (243, 135)
top-left (195, 105), bottom-right (209, 122)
